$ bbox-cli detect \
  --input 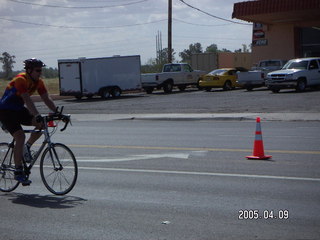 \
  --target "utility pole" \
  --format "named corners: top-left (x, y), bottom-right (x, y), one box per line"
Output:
top-left (168, 0), bottom-right (172, 63)
top-left (156, 31), bottom-right (163, 64)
